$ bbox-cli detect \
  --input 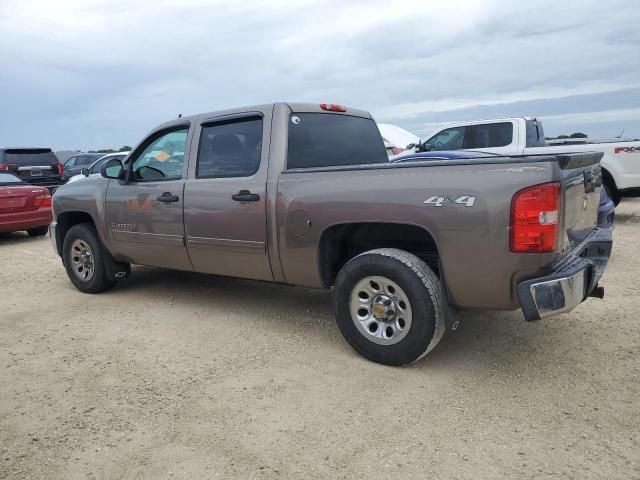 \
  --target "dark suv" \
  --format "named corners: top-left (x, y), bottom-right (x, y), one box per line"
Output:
top-left (0, 147), bottom-right (63, 191)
